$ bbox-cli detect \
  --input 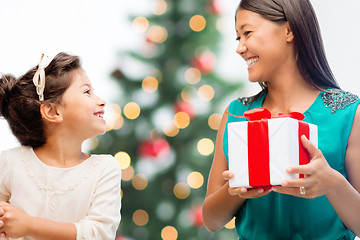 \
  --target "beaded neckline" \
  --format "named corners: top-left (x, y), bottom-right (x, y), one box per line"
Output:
top-left (238, 88), bottom-right (359, 114)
